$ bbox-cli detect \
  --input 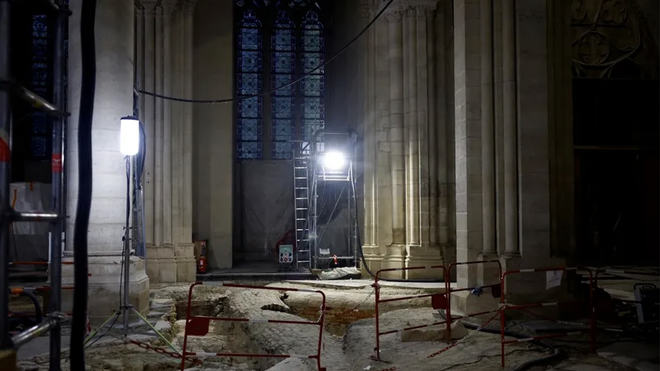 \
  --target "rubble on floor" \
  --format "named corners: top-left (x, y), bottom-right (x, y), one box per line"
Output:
top-left (14, 281), bottom-right (654, 371)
